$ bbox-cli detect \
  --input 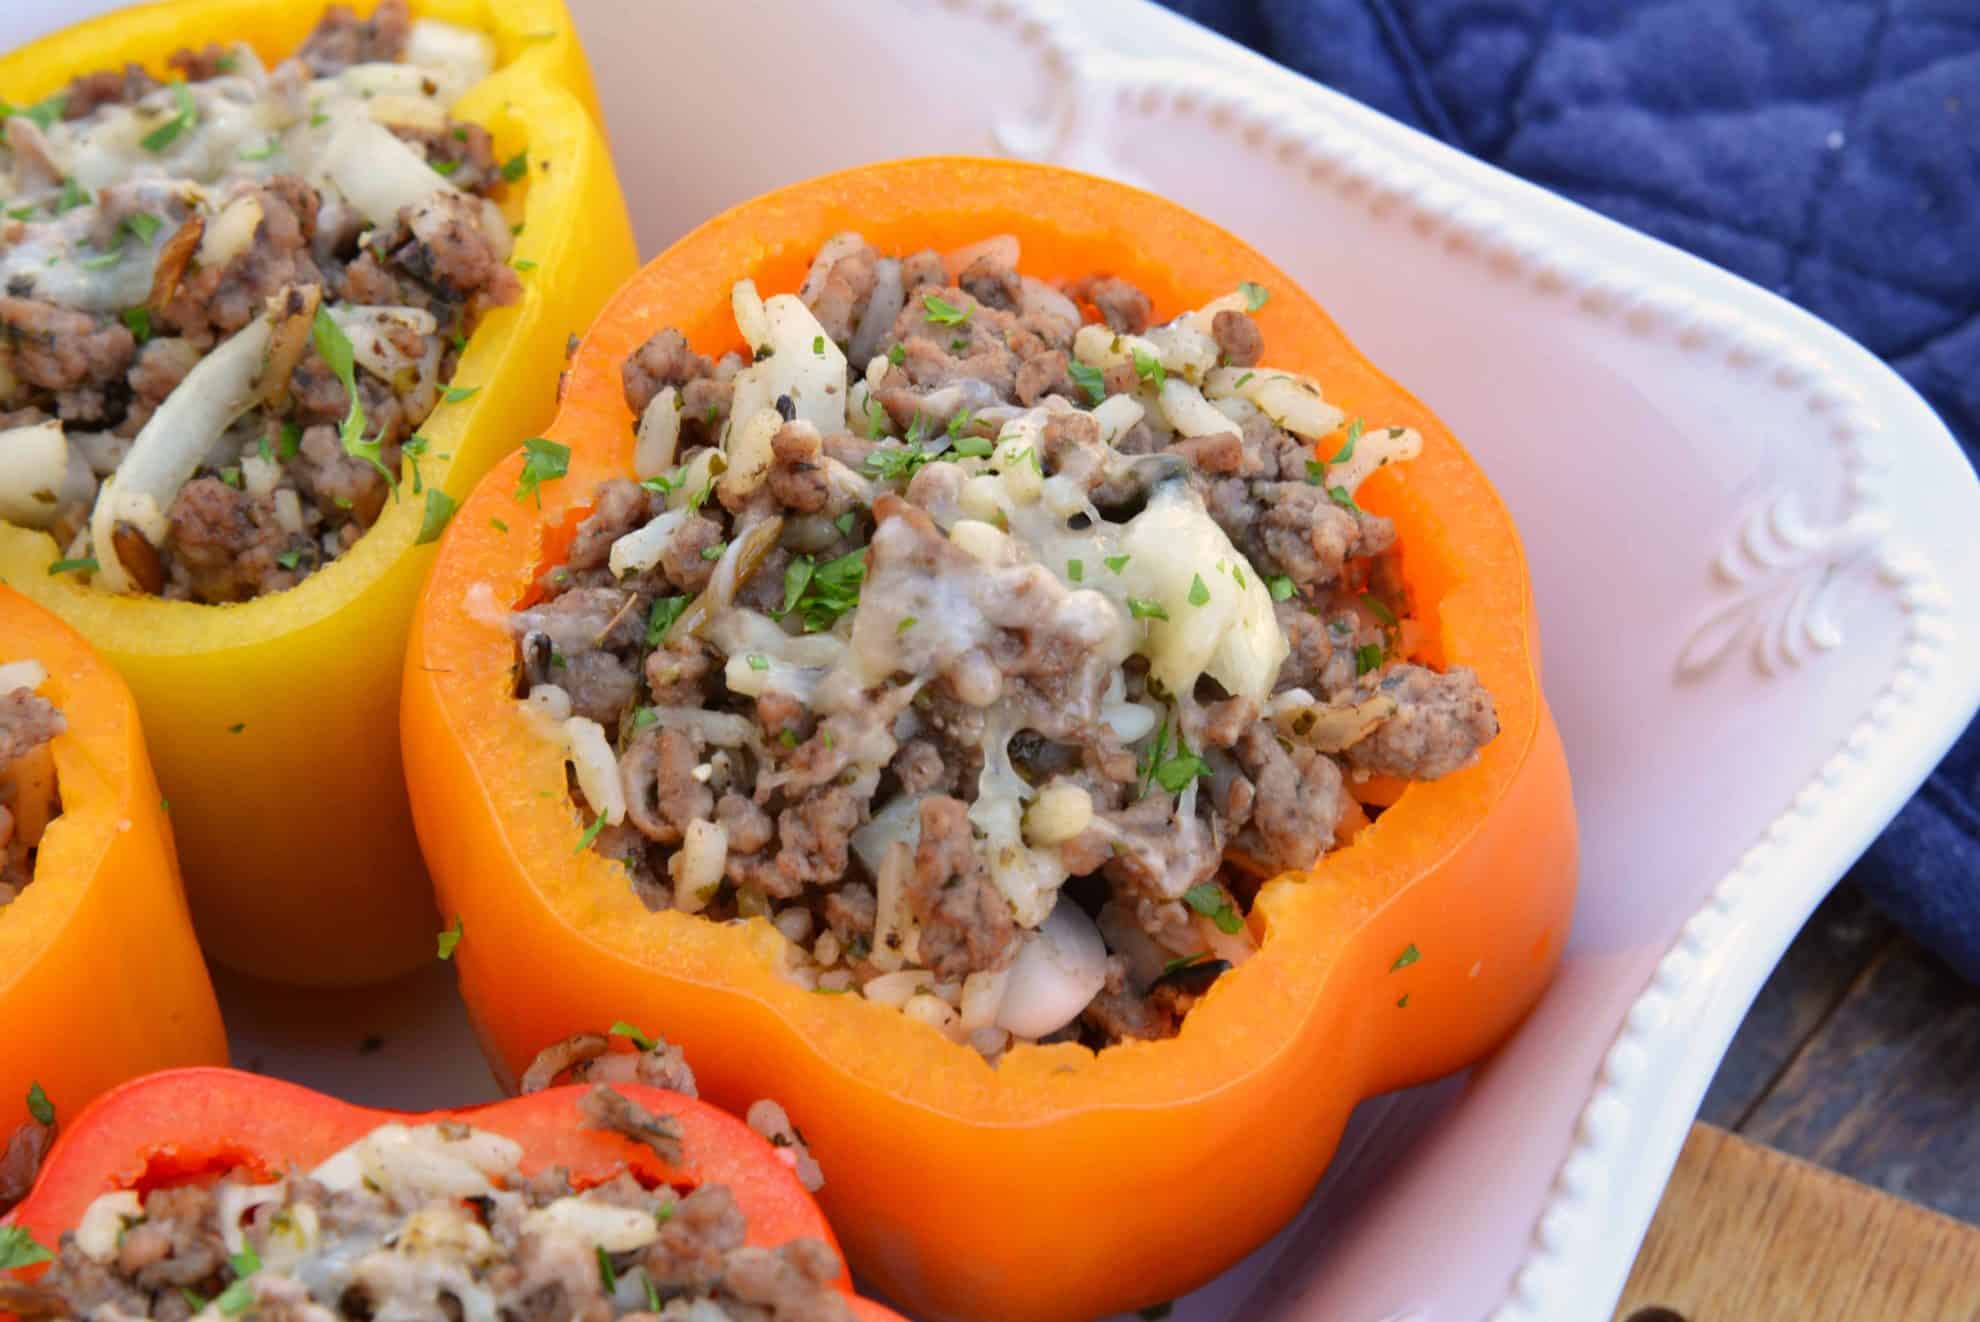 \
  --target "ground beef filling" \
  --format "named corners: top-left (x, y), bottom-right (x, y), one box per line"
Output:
top-left (514, 234), bottom-right (1498, 1056)
top-left (0, 1087), bottom-right (853, 1322)
top-left (0, 0), bottom-right (520, 604)
top-left (0, 682), bottom-right (64, 904)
